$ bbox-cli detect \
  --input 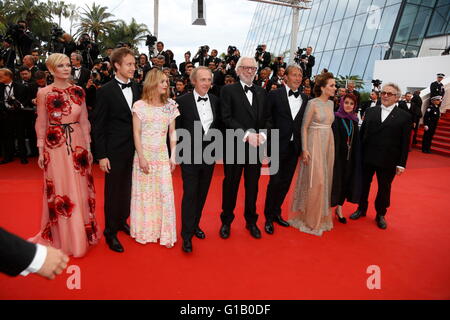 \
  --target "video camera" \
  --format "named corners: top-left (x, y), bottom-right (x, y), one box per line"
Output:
top-left (195, 45), bottom-right (209, 58)
top-left (50, 24), bottom-right (64, 42)
top-left (145, 33), bottom-right (157, 57)
top-left (294, 47), bottom-right (307, 64)
top-left (372, 79), bottom-right (382, 87)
